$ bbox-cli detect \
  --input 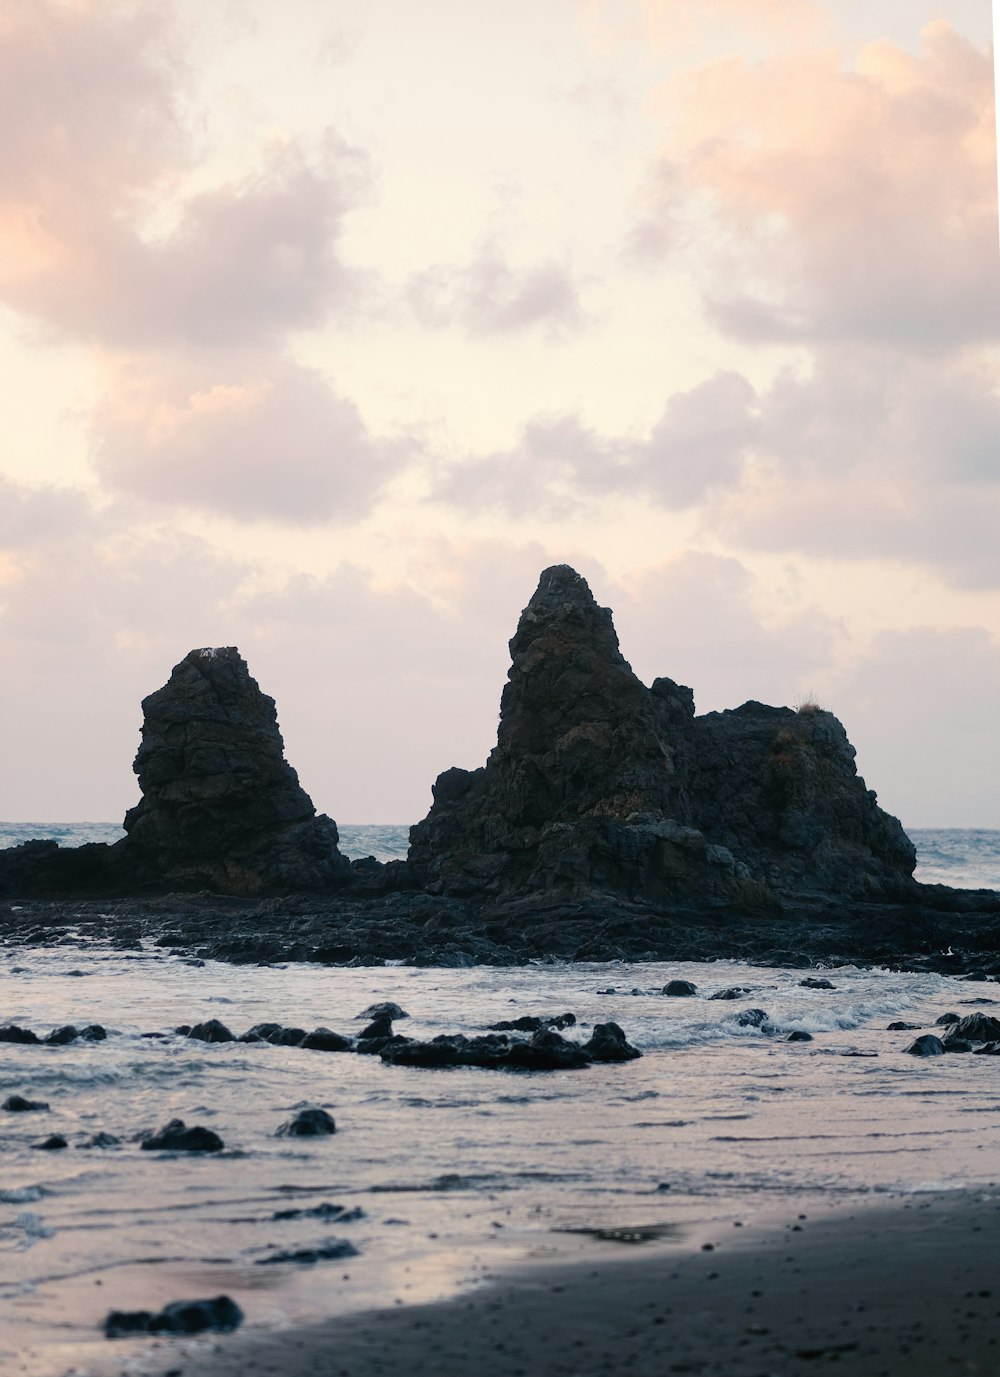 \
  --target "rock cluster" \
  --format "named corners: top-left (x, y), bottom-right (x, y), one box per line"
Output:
top-left (409, 565), bottom-right (914, 906)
